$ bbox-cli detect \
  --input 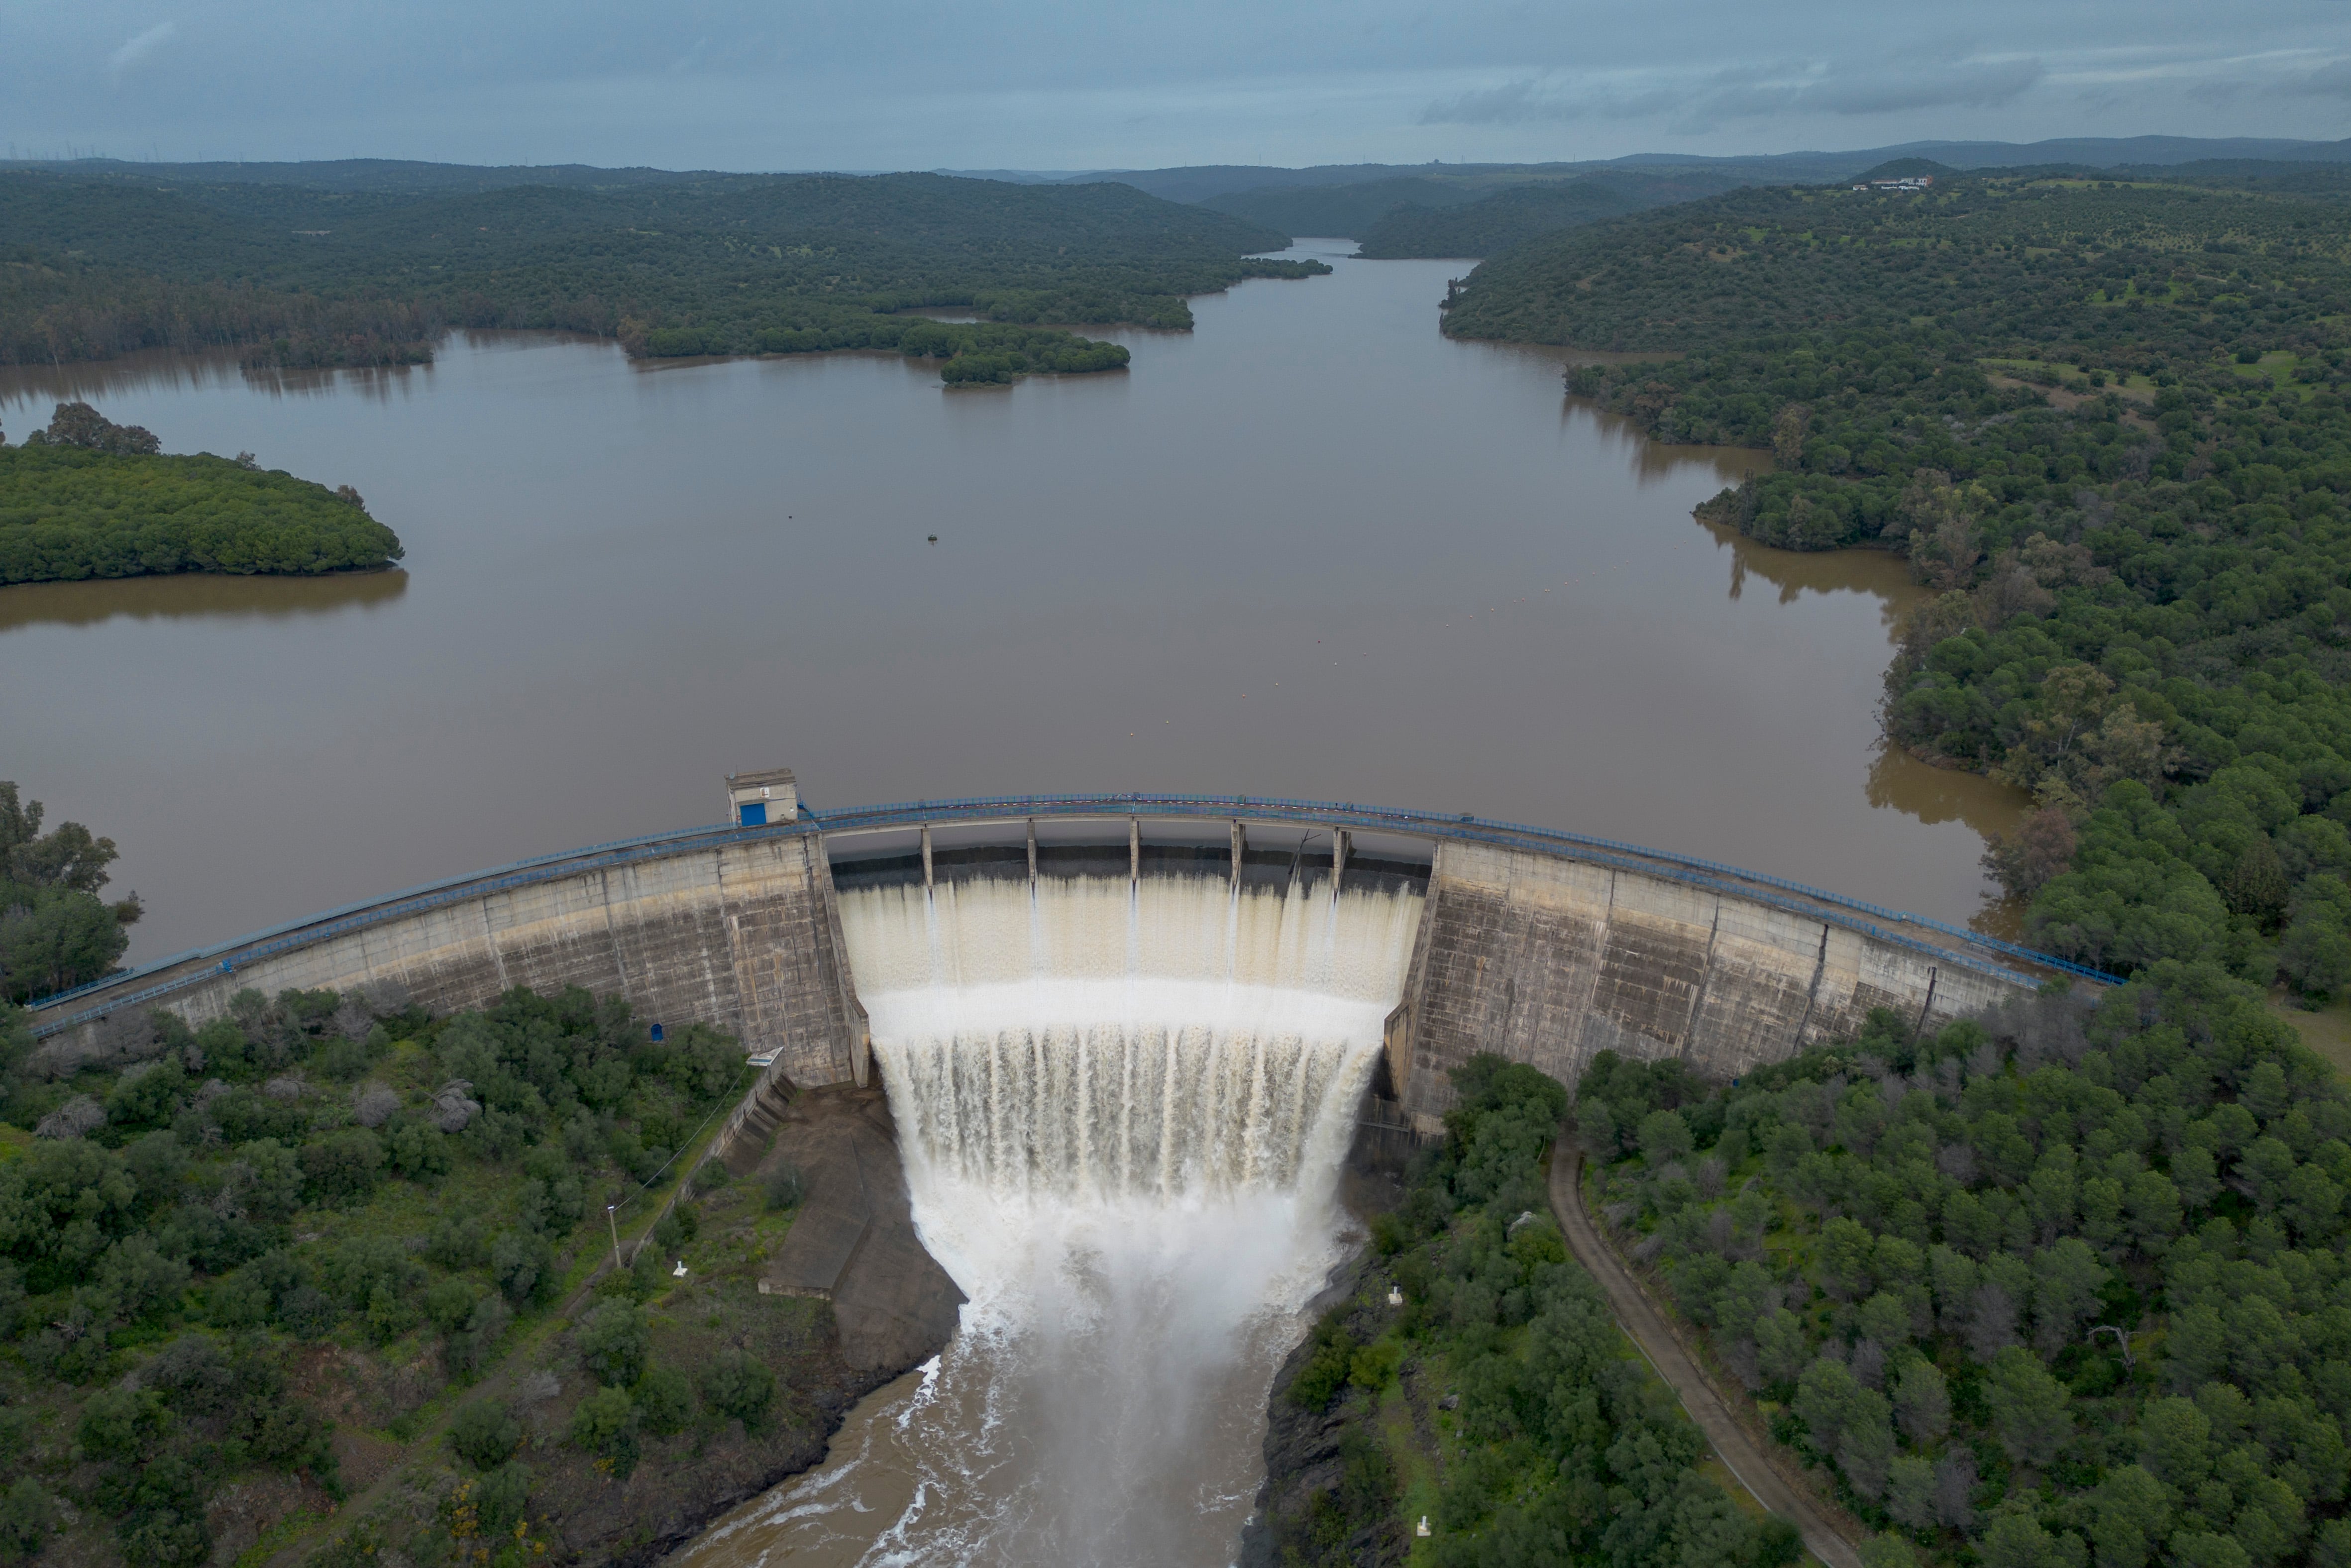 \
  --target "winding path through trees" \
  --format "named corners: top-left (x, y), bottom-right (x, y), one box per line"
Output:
top-left (1547, 1146), bottom-right (1863, 1568)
